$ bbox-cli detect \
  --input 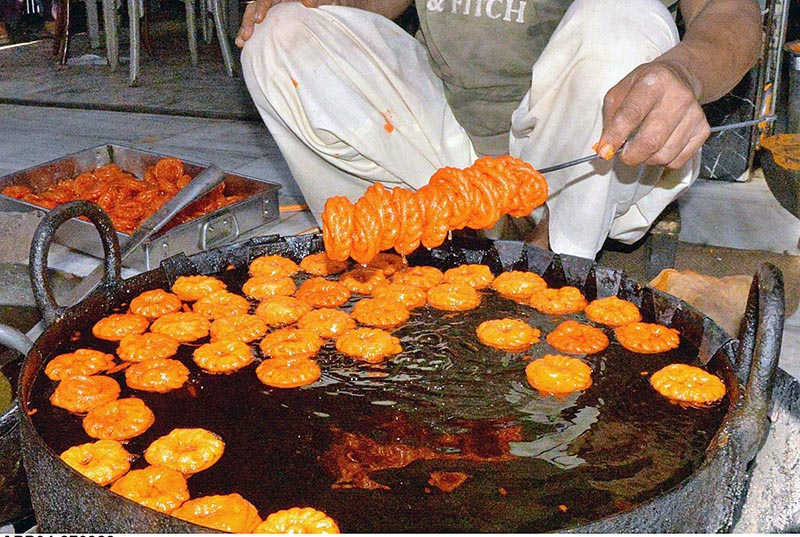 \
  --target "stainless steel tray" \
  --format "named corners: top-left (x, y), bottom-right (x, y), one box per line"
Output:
top-left (0, 145), bottom-right (281, 271)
